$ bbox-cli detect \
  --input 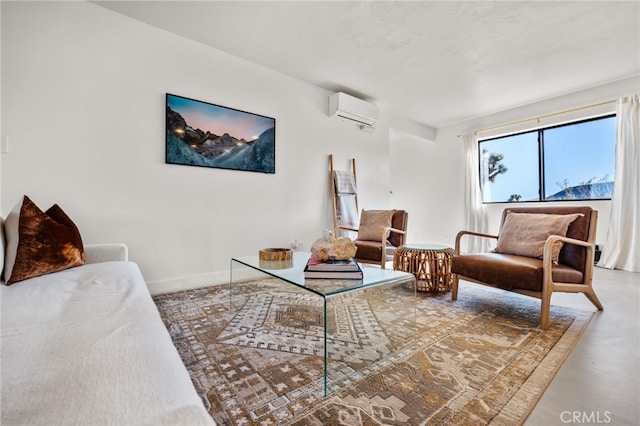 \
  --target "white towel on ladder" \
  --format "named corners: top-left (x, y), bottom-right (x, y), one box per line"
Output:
top-left (333, 170), bottom-right (357, 194)
top-left (336, 194), bottom-right (359, 228)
